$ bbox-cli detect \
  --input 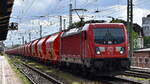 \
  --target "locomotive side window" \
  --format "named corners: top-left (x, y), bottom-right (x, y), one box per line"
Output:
top-left (93, 28), bottom-right (125, 45)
